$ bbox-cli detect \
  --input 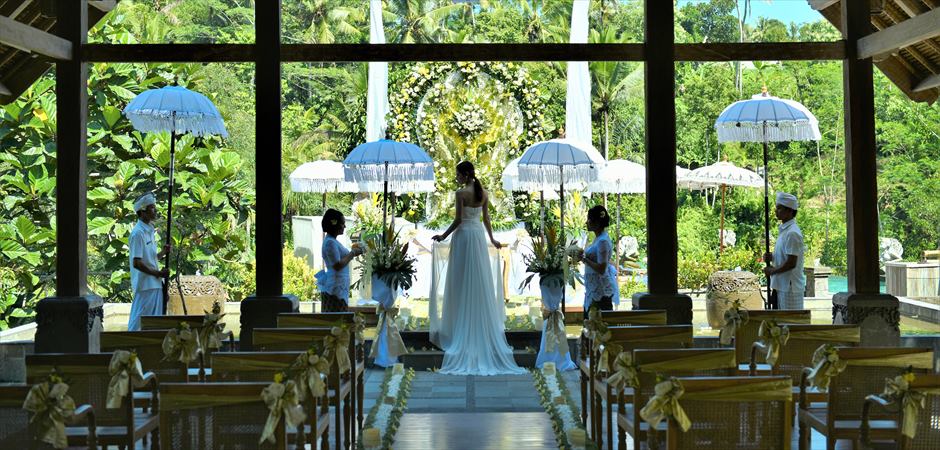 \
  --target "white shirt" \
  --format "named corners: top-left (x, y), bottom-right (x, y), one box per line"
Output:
top-left (771, 218), bottom-right (805, 293)
top-left (129, 220), bottom-right (162, 293)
